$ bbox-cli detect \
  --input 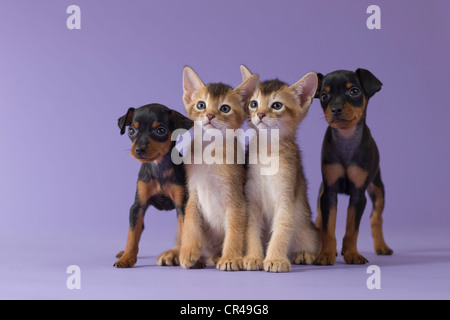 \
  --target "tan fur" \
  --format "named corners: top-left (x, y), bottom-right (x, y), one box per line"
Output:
top-left (241, 66), bottom-right (321, 272)
top-left (179, 67), bottom-right (259, 271)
